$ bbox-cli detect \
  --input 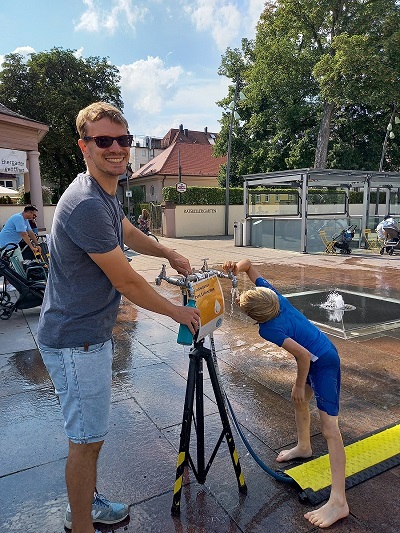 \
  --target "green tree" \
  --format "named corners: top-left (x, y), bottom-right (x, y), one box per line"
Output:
top-left (0, 47), bottom-right (123, 198)
top-left (215, 0), bottom-right (400, 185)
